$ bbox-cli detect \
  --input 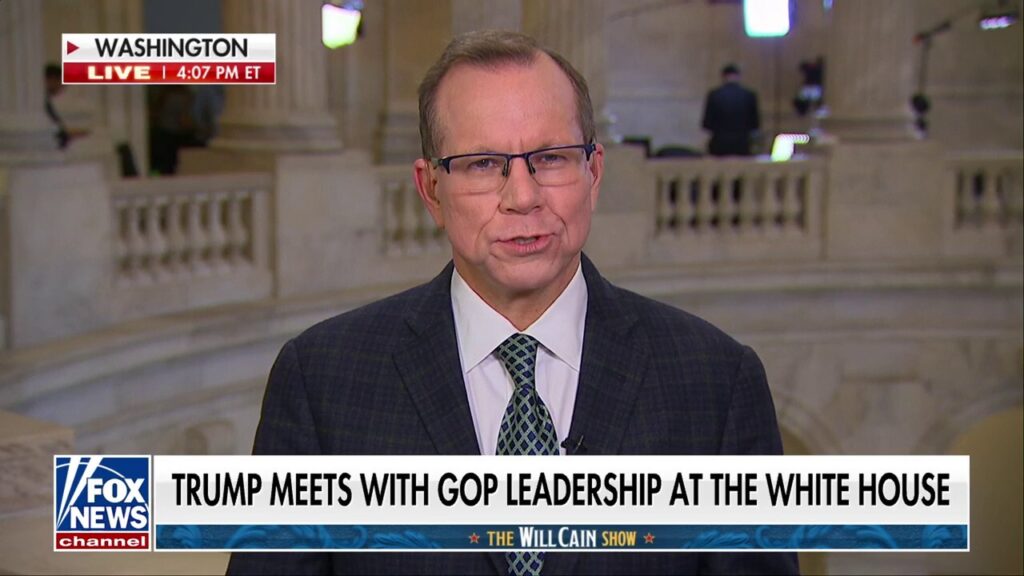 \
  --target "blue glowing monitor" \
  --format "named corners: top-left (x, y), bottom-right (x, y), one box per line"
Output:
top-left (744, 0), bottom-right (791, 38)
